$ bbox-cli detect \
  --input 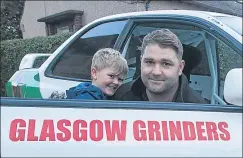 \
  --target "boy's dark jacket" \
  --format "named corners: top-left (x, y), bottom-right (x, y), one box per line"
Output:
top-left (66, 82), bottom-right (106, 100)
top-left (113, 74), bottom-right (207, 104)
